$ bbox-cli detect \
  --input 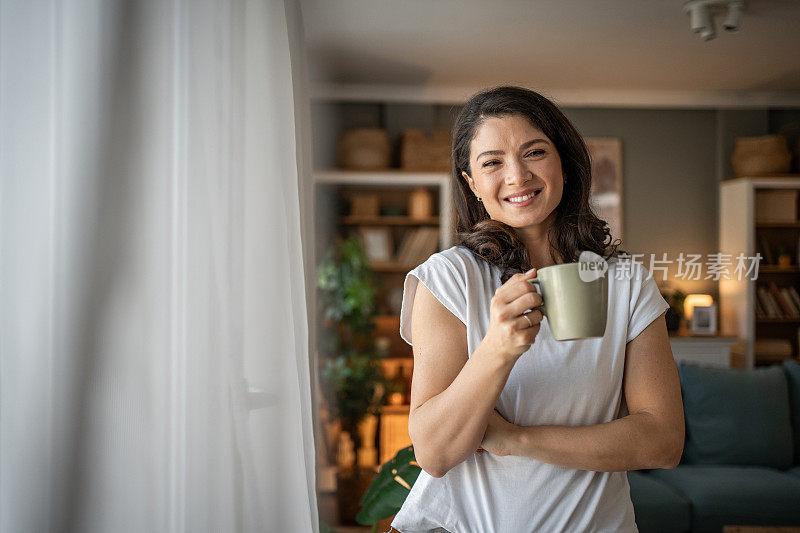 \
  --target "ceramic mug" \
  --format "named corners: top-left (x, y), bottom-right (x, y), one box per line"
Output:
top-left (526, 262), bottom-right (608, 341)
